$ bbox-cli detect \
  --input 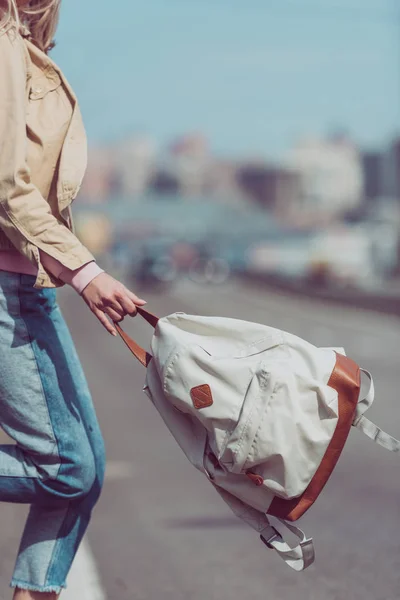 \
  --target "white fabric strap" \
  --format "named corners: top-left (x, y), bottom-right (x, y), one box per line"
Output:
top-left (260, 519), bottom-right (315, 572)
top-left (213, 485), bottom-right (271, 533)
top-left (353, 368), bottom-right (399, 453)
top-left (355, 369), bottom-right (375, 419)
top-left (353, 415), bottom-right (400, 453)
top-left (214, 484), bottom-right (315, 571)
